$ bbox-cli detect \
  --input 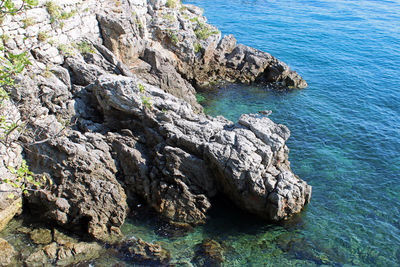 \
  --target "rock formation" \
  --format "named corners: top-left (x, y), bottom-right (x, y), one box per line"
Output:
top-left (0, 0), bottom-right (311, 258)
